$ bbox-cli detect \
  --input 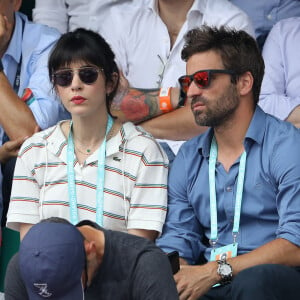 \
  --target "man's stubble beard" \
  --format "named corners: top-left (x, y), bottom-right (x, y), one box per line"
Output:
top-left (192, 84), bottom-right (240, 128)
